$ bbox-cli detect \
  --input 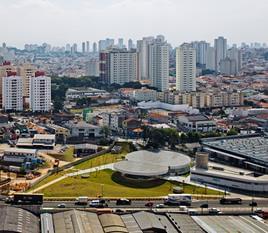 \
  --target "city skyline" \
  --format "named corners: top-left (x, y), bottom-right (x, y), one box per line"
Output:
top-left (0, 0), bottom-right (267, 48)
